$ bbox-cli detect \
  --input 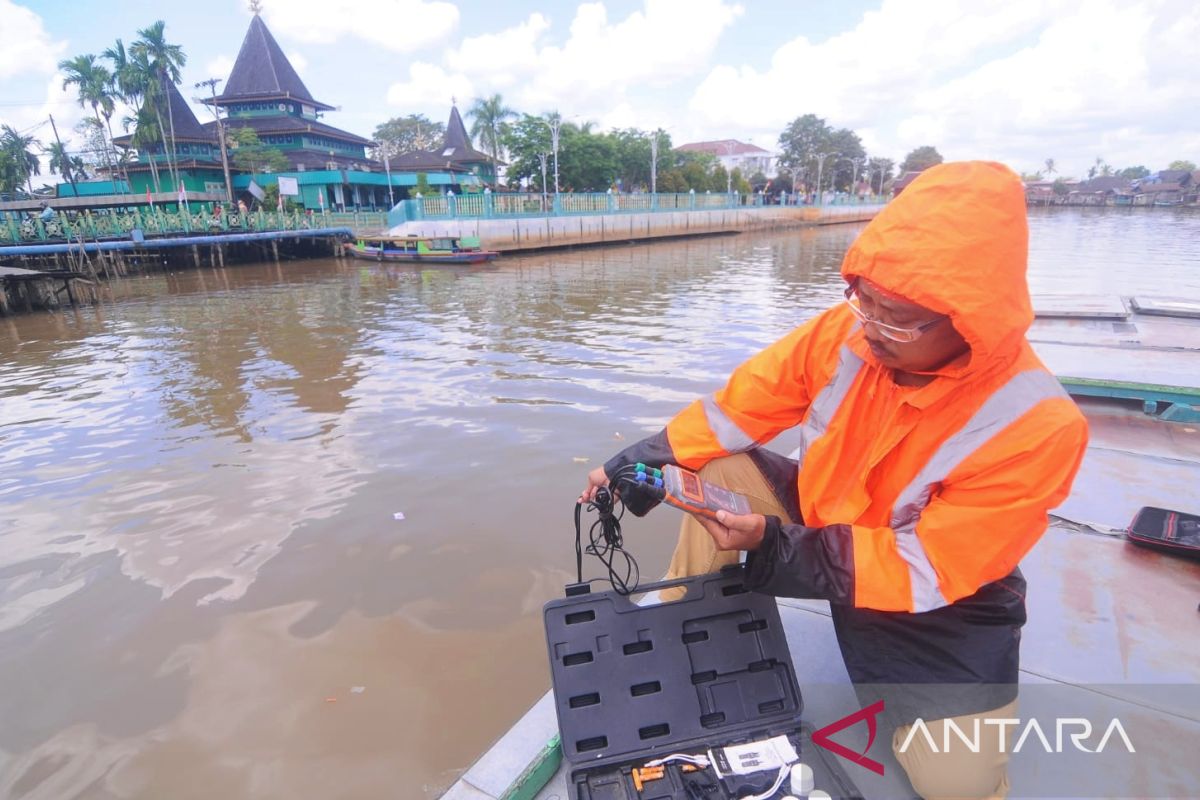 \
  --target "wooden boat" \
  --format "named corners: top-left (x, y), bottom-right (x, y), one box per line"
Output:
top-left (343, 234), bottom-right (498, 264)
